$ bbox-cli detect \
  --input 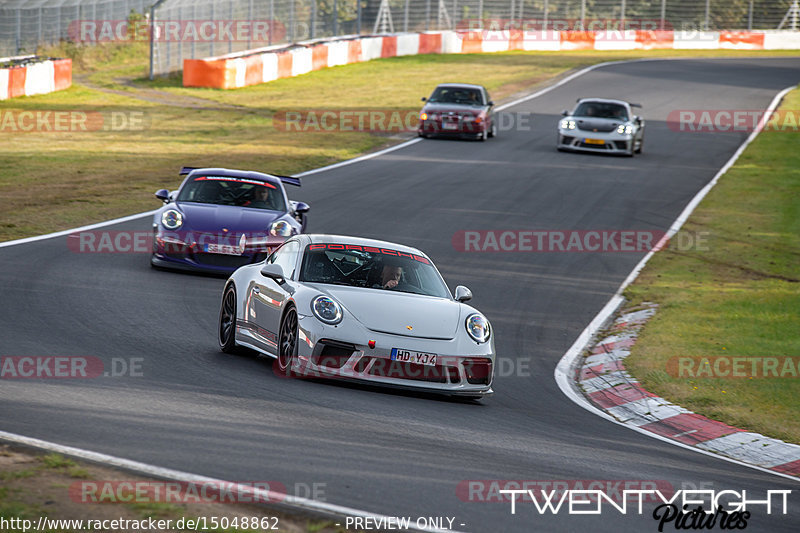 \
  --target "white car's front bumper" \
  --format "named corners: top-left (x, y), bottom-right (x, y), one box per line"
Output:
top-left (289, 315), bottom-right (495, 396)
top-left (558, 129), bottom-right (634, 154)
